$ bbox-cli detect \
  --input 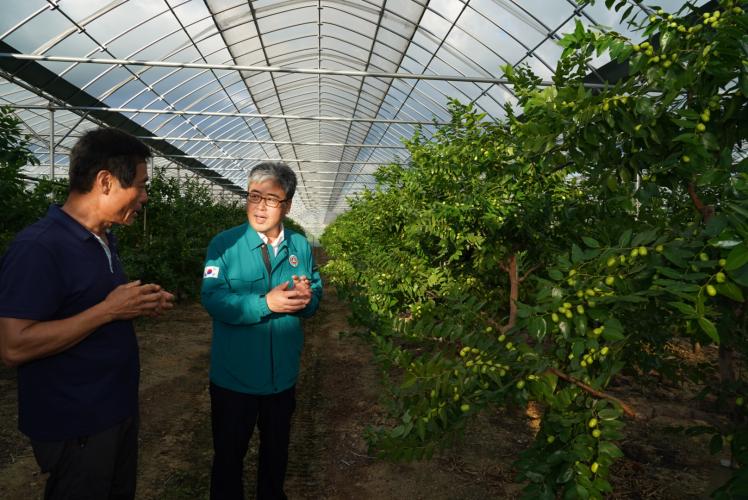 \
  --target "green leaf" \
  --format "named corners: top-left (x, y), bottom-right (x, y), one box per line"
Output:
top-left (582, 236), bottom-right (600, 248)
top-left (619, 167), bottom-right (631, 184)
top-left (416, 419), bottom-right (426, 441)
top-left (672, 132), bottom-right (699, 144)
top-left (701, 132), bottom-right (719, 151)
top-left (726, 244), bottom-right (748, 271)
top-left (716, 282), bottom-right (745, 302)
top-left (606, 175), bottom-right (619, 192)
top-left (529, 316), bottom-right (548, 339)
top-left (598, 408), bottom-right (622, 420)
top-left (598, 441), bottom-right (623, 459)
top-left (652, 279), bottom-right (700, 293)
top-left (671, 118), bottom-right (695, 127)
top-left (710, 238), bottom-right (742, 249)
top-left (547, 449), bottom-right (568, 466)
top-left (574, 19), bottom-right (585, 38)
top-left (705, 215), bottom-right (728, 237)
top-left (632, 229), bottom-right (658, 246)
top-left (401, 376), bottom-right (417, 389)
top-left (592, 477), bottom-right (614, 493)
top-left (572, 339), bottom-right (586, 359)
top-left (524, 470), bottom-right (545, 483)
top-left (602, 318), bottom-right (624, 341)
top-left (549, 269), bottom-right (564, 280)
top-left (618, 229), bottom-right (632, 247)
top-left (564, 484), bottom-right (589, 500)
top-left (729, 264), bottom-right (748, 287)
top-left (517, 303), bottom-right (533, 318)
top-left (556, 466), bottom-right (574, 484)
top-left (697, 317), bottom-right (719, 343)
top-left (668, 301), bottom-right (697, 316)
top-left (571, 244), bottom-right (584, 264)
top-left (662, 247), bottom-right (690, 267)
top-left (635, 96), bottom-right (655, 117)
top-left (574, 314), bottom-right (587, 337)
top-left (656, 267), bottom-right (686, 280)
